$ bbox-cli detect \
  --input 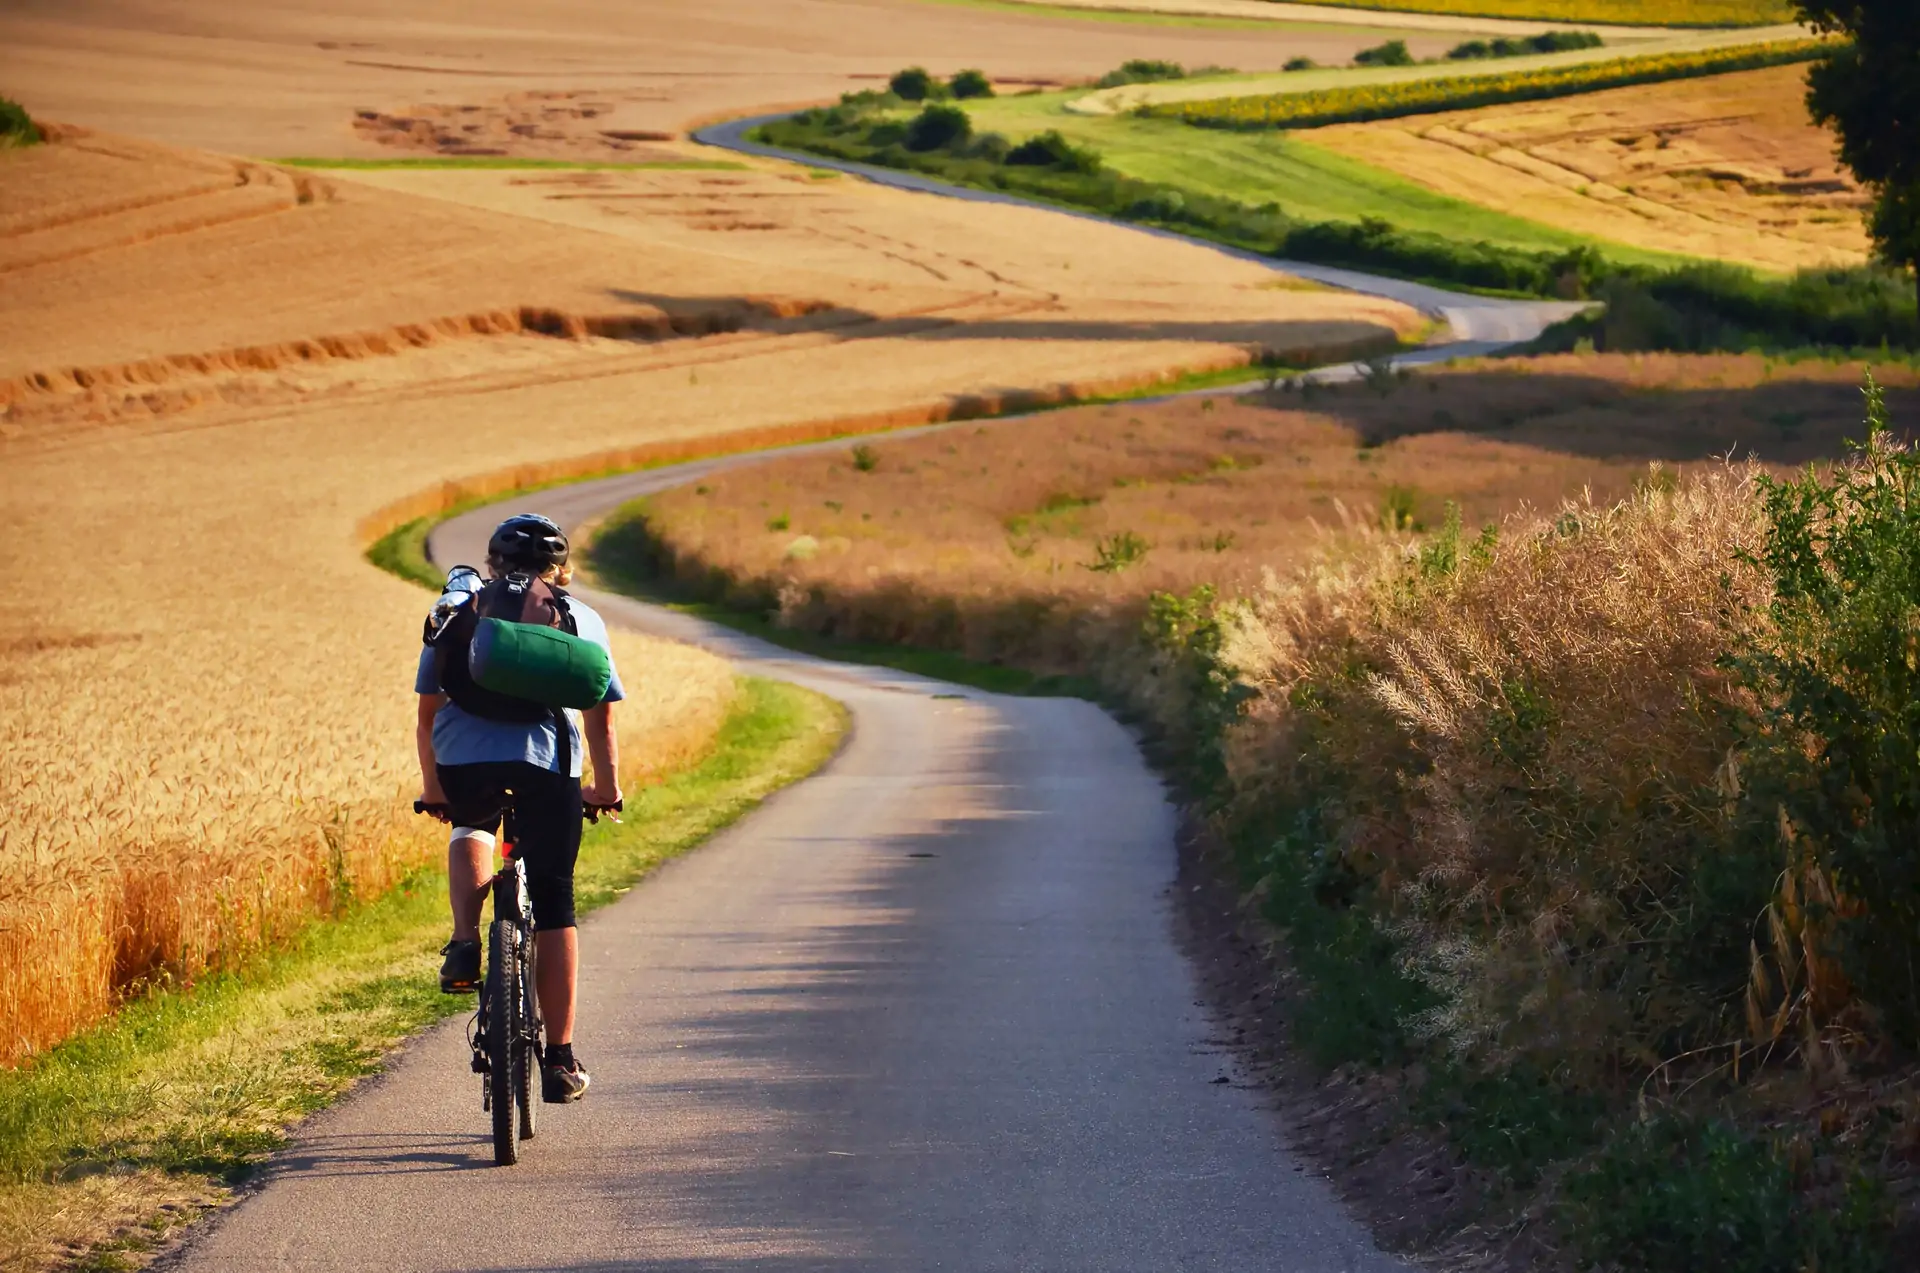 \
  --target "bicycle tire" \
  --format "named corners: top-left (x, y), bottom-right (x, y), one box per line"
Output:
top-left (487, 919), bottom-right (519, 1166)
top-left (516, 934), bottom-right (539, 1141)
